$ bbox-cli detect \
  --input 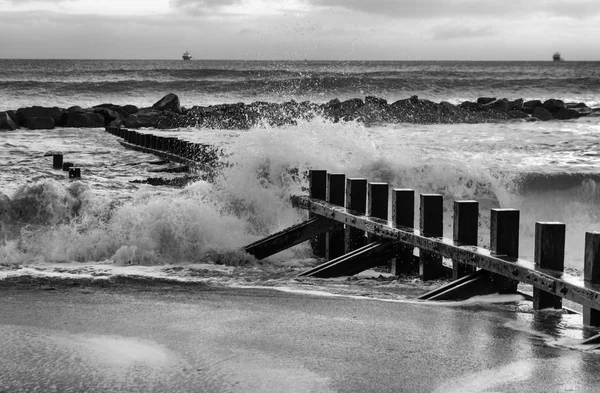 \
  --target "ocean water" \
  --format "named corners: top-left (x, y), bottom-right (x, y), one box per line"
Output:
top-left (1, 59), bottom-right (600, 287)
